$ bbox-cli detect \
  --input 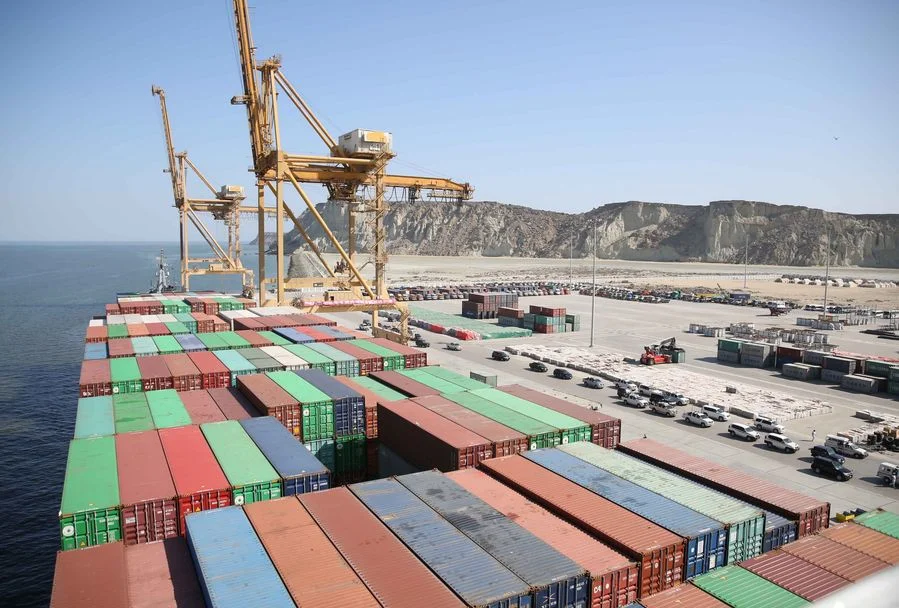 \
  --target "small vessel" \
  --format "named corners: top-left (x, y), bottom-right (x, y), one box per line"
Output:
top-left (149, 249), bottom-right (176, 293)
